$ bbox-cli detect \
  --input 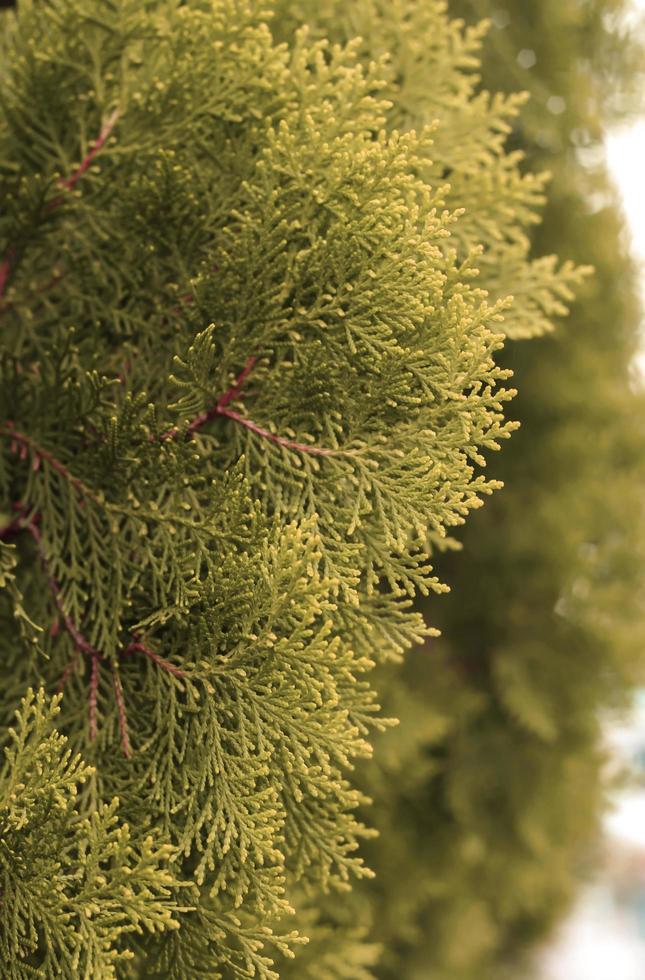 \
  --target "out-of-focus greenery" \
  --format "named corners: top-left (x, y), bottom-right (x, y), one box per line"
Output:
top-left (279, 2), bottom-right (645, 978)
top-left (460, 0), bottom-right (645, 150)
top-left (365, 3), bottom-right (645, 978)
